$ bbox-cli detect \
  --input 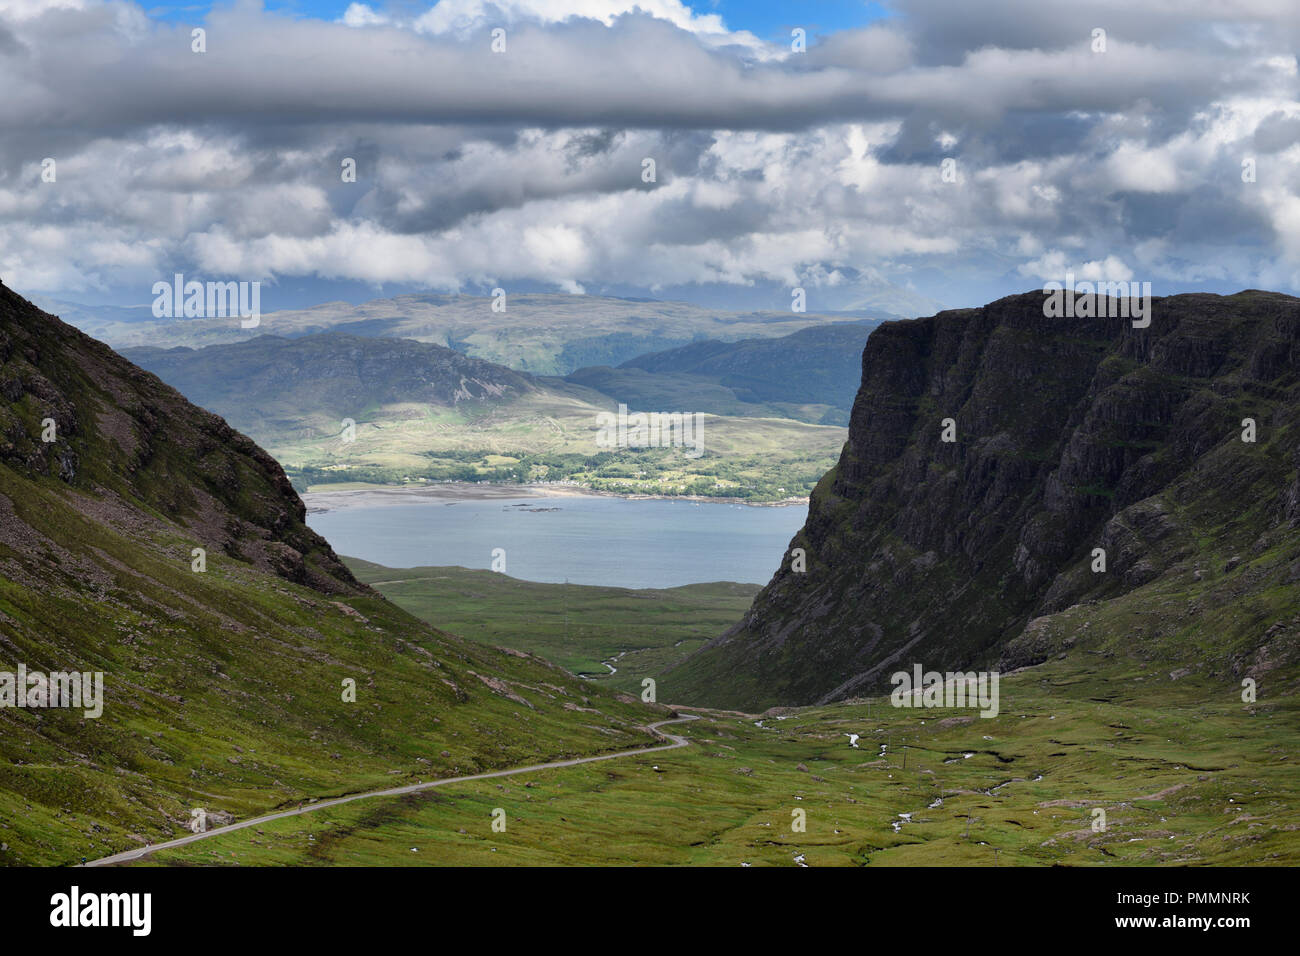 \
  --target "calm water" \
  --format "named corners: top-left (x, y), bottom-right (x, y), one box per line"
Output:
top-left (308, 495), bottom-right (807, 589)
